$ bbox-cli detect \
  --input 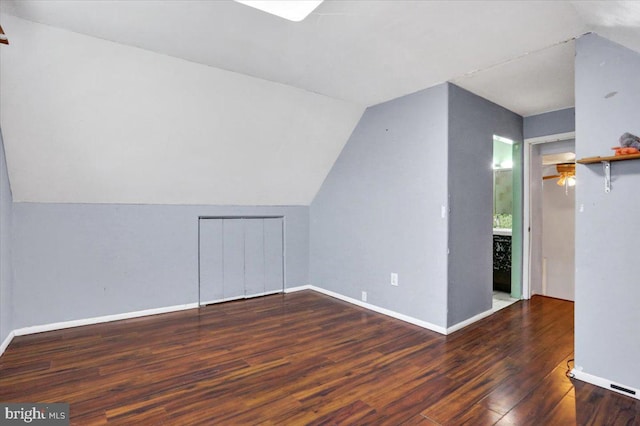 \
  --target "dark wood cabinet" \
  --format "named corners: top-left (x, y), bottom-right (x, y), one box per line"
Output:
top-left (493, 234), bottom-right (511, 293)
